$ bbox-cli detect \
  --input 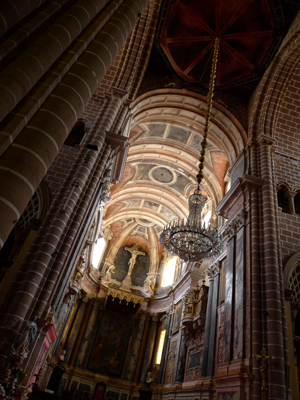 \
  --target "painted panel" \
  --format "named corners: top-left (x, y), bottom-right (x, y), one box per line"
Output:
top-left (87, 301), bottom-right (133, 377)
